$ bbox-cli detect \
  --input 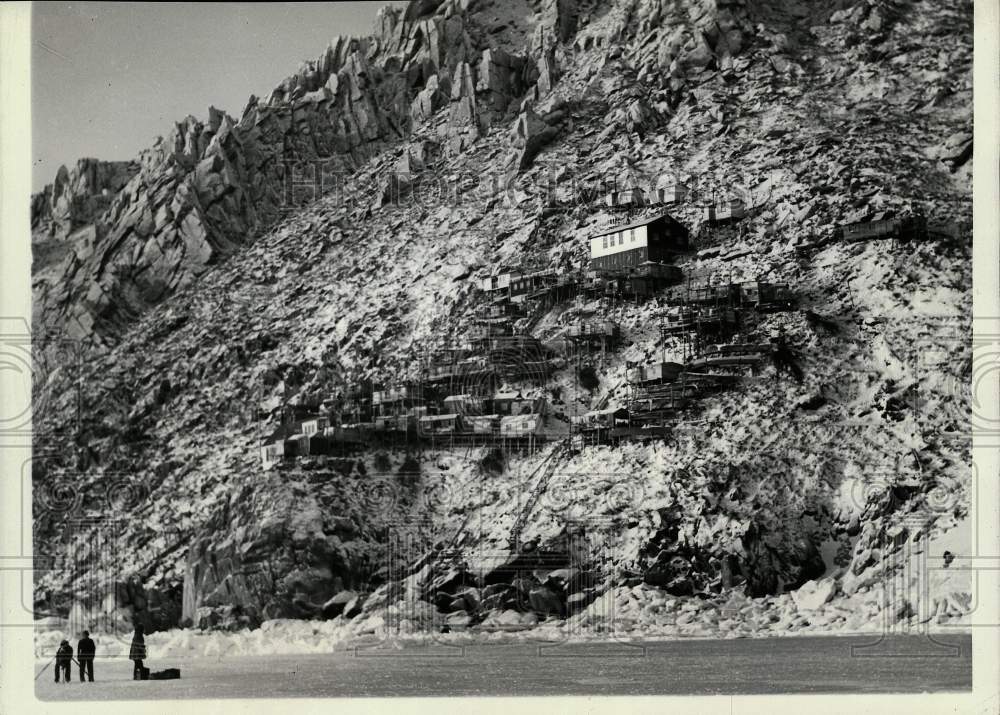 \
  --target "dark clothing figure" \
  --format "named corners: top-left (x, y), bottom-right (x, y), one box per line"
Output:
top-left (78, 657), bottom-right (94, 682)
top-left (129, 627), bottom-right (147, 680)
top-left (54, 641), bottom-right (73, 683)
top-left (77, 633), bottom-right (96, 682)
